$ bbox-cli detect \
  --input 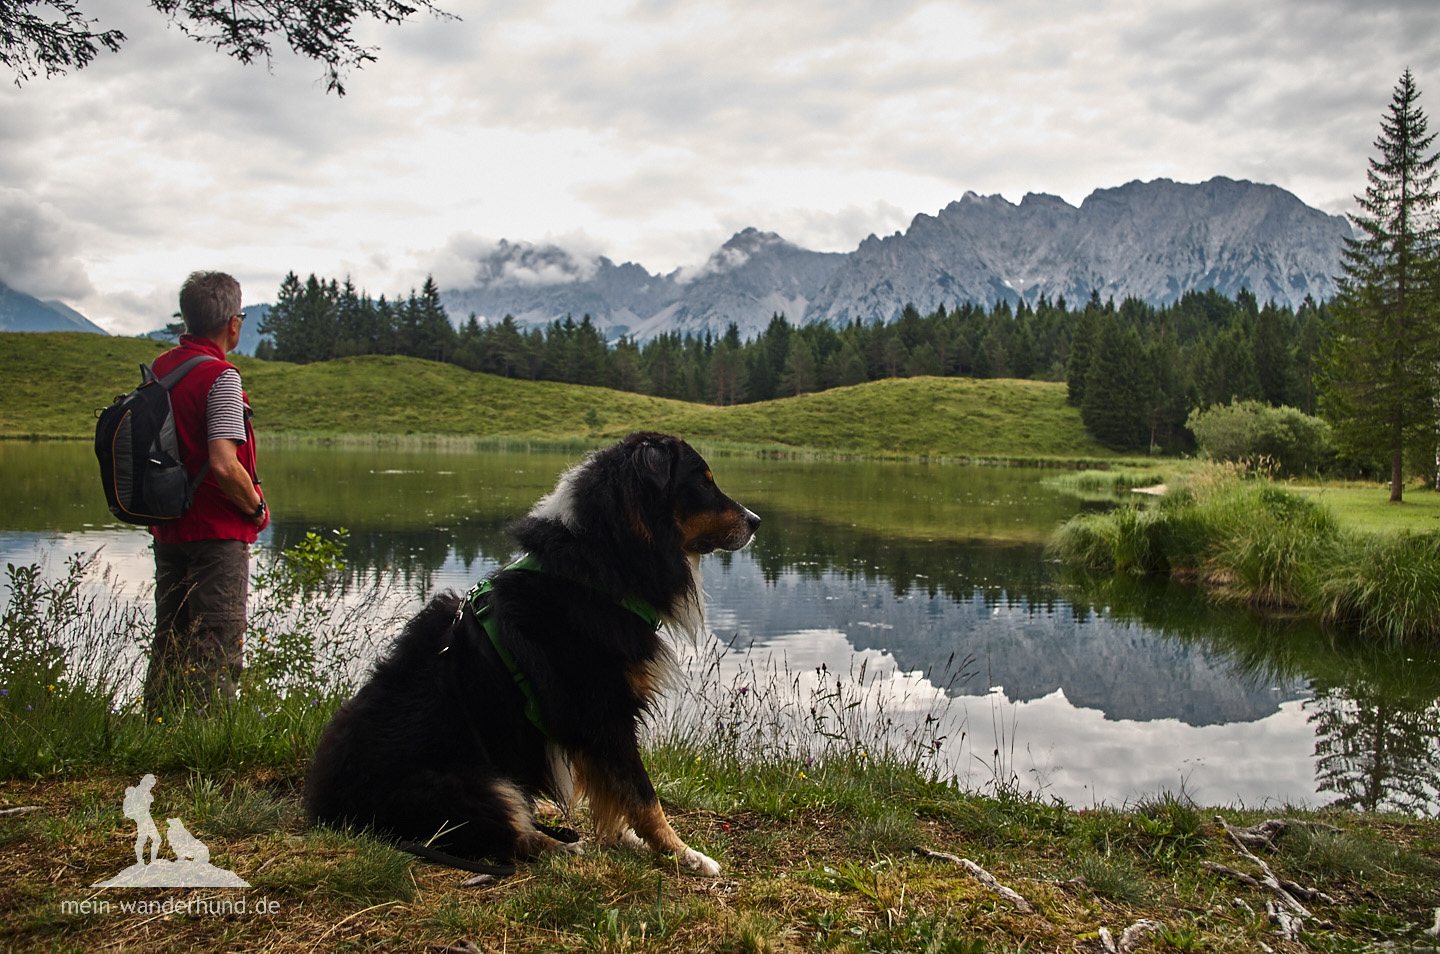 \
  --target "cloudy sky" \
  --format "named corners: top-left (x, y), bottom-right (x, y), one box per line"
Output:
top-left (2, 0), bottom-right (1437, 335)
